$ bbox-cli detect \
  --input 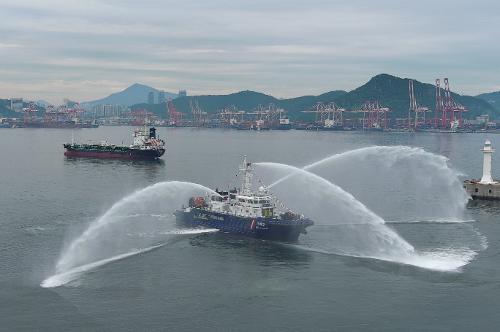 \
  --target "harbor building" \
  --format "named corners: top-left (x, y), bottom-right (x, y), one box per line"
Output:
top-left (158, 91), bottom-right (166, 104)
top-left (148, 91), bottom-right (155, 104)
top-left (10, 98), bottom-right (23, 112)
